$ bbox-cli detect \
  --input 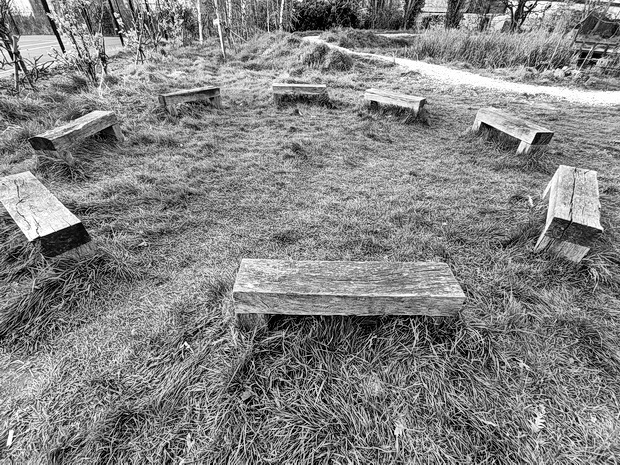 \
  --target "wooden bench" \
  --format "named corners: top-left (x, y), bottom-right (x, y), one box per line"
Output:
top-left (472, 107), bottom-right (554, 156)
top-left (29, 110), bottom-right (123, 152)
top-left (534, 165), bottom-right (603, 263)
top-left (272, 83), bottom-right (328, 104)
top-left (232, 259), bottom-right (465, 329)
top-left (364, 88), bottom-right (426, 117)
top-left (158, 86), bottom-right (222, 116)
top-left (0, 171), bottom-right (91, 257)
